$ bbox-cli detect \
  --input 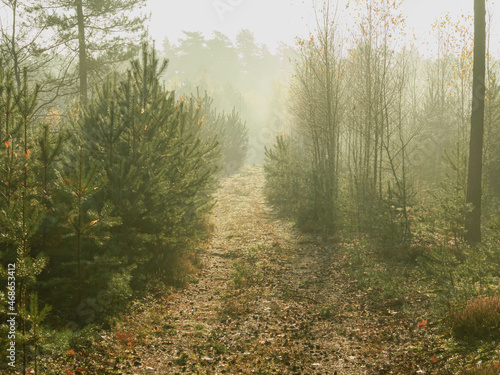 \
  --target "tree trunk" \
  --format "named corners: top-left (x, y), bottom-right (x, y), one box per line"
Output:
top-left (465, 0), bottom-right (486, 243)
top-left (76, 0), bottom-right (88, 102)
top-left (11, 0), bottom-right (22, 89)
